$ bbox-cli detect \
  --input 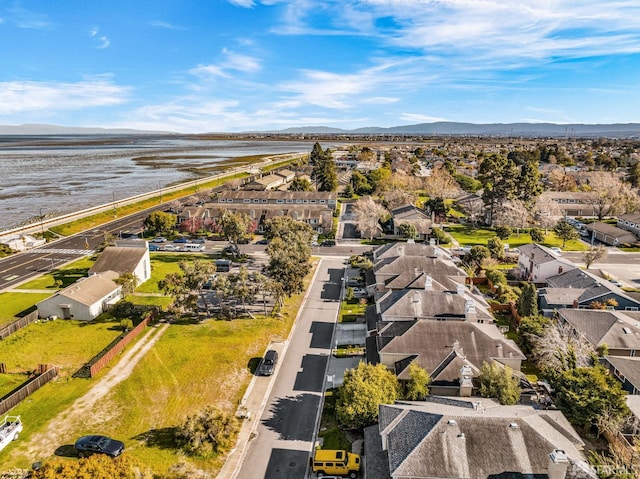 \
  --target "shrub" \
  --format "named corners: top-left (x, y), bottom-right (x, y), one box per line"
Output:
top-left (529, 228), bottom-right (545, 243)
top-left (430, 227), bottom-right (450, 245)
top-left (495, 225), bottom-right (512, 240)
top-left (176, 406), bottom-right (240, 457)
